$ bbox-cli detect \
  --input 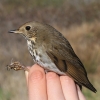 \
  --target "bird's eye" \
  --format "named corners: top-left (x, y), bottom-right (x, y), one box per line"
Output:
top-left (25, 26), bottom-right (31, 31)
